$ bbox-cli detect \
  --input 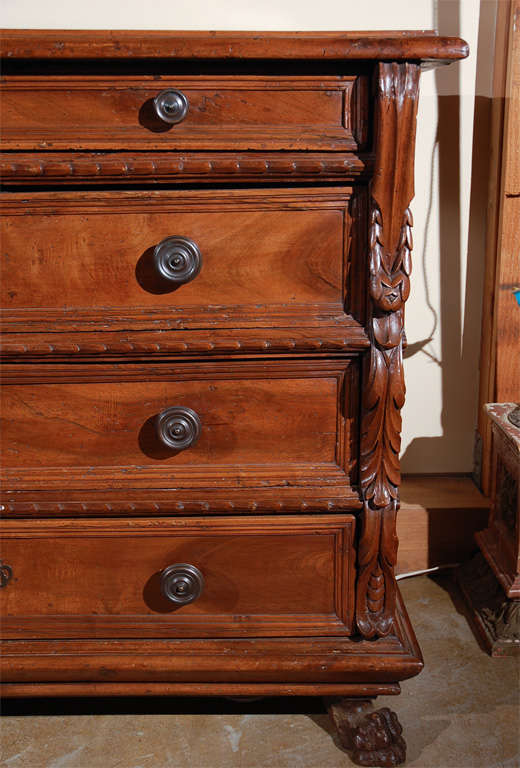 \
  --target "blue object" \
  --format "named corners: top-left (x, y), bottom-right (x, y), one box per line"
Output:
top-left (514, 289), bottom-right (520, 307)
